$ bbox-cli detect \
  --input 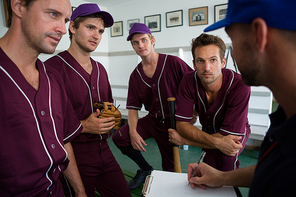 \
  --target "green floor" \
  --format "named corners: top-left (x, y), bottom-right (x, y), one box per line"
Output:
top-left (107, 137), bottom-right (259, 197)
